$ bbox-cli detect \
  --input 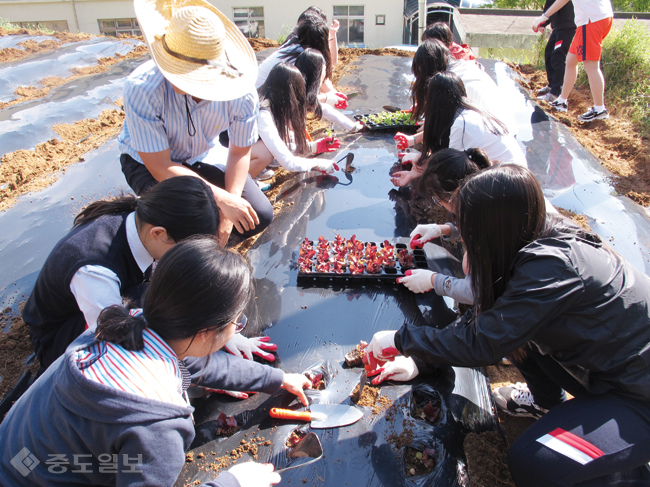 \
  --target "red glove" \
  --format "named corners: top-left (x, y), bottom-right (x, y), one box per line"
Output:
top-left (335, 92), bottom-right (348, 109)
top-left (311, 136), bottom-right (341, 154)
top-left (394, 134), bottom-right (415, 151)
top-left (201, 388), bottom-right (252, 400)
